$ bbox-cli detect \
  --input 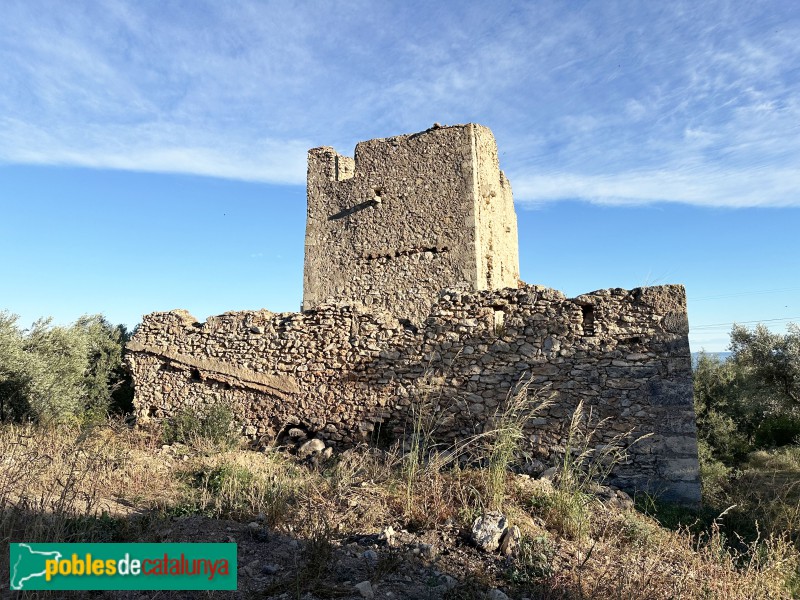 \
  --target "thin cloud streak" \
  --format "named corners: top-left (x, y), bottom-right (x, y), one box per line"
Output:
top-left (1, 1), bottom-right (799, 206)
top-left (0, 119), bottom-right (309, 184)
top-left (513, 166), bottom-right (800, 208)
